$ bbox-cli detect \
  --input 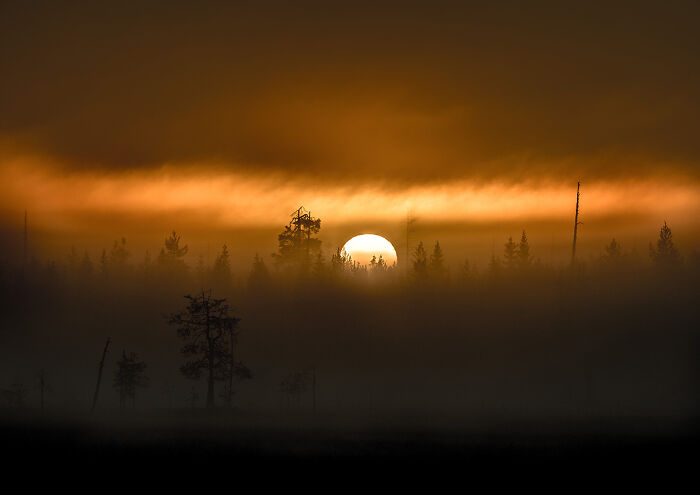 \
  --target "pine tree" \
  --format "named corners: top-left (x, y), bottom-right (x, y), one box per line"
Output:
top-left (212, 244), bottom-right (232, 288)
top-left (369, 254), bottom-right (389, 276)
top-left (649, 221), bottom-right (682, 267)
top-left (503, 236), bottom-right (517, 270)
top-left (272, 207), bottom-right (322, 274)
top-left (412, 241), bottom-right (428, 280)
top-left (330, 247), bottom-right (355, 275)
top-left (158, 231), bottom-right (189, 276)
top-left (167, 291), bottom-right (245, 409)
top-left (517, 230), bottom-right (531, 269)
top-left (429, 241), bottom-right (446, 279)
